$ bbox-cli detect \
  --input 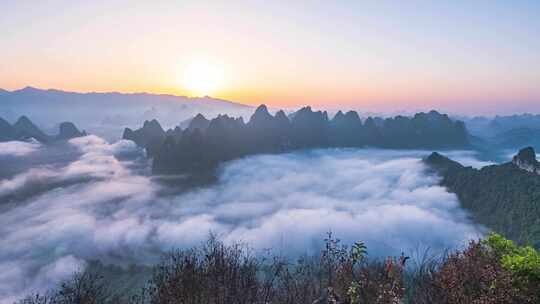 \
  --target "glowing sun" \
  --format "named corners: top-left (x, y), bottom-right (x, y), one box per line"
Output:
top-left (182, 61), bottom-right (224, 97)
